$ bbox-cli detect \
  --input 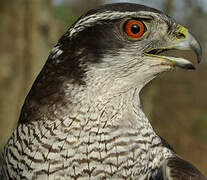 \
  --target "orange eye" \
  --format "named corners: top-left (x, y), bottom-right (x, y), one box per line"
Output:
top-left (124, 19), bottom-right (145, 38)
